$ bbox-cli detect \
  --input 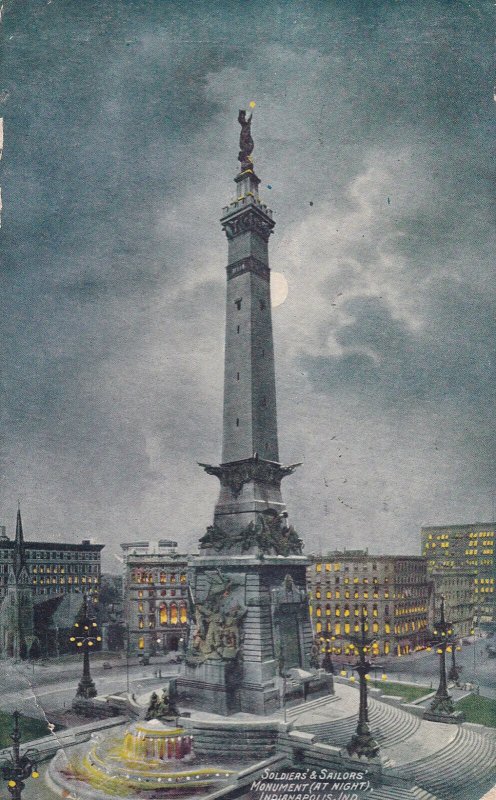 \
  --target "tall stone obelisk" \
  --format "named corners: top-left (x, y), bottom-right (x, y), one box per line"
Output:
top-left (179, 111), bottom-right (312, 715)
